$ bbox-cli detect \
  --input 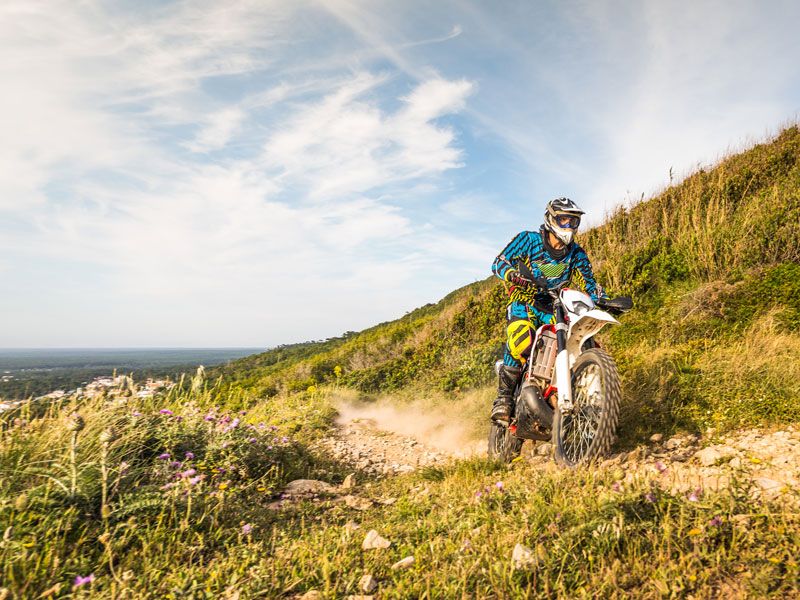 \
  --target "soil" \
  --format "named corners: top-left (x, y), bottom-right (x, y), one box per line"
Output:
top-left (311, 408), bottom-right (800, 503)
